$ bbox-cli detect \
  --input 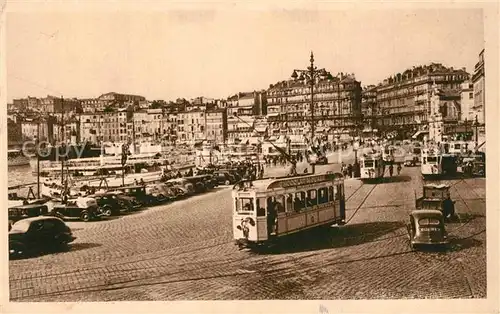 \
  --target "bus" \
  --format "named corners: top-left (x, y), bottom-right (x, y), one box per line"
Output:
top-left (232, 172), bottom-right (346, 249)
